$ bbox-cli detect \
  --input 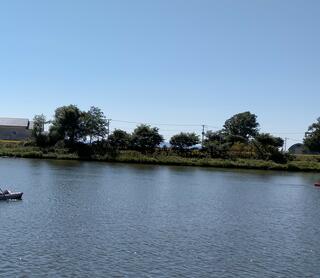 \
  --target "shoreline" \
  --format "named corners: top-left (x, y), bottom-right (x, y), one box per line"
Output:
top-left (1, 151), bottom-right (320, 172)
